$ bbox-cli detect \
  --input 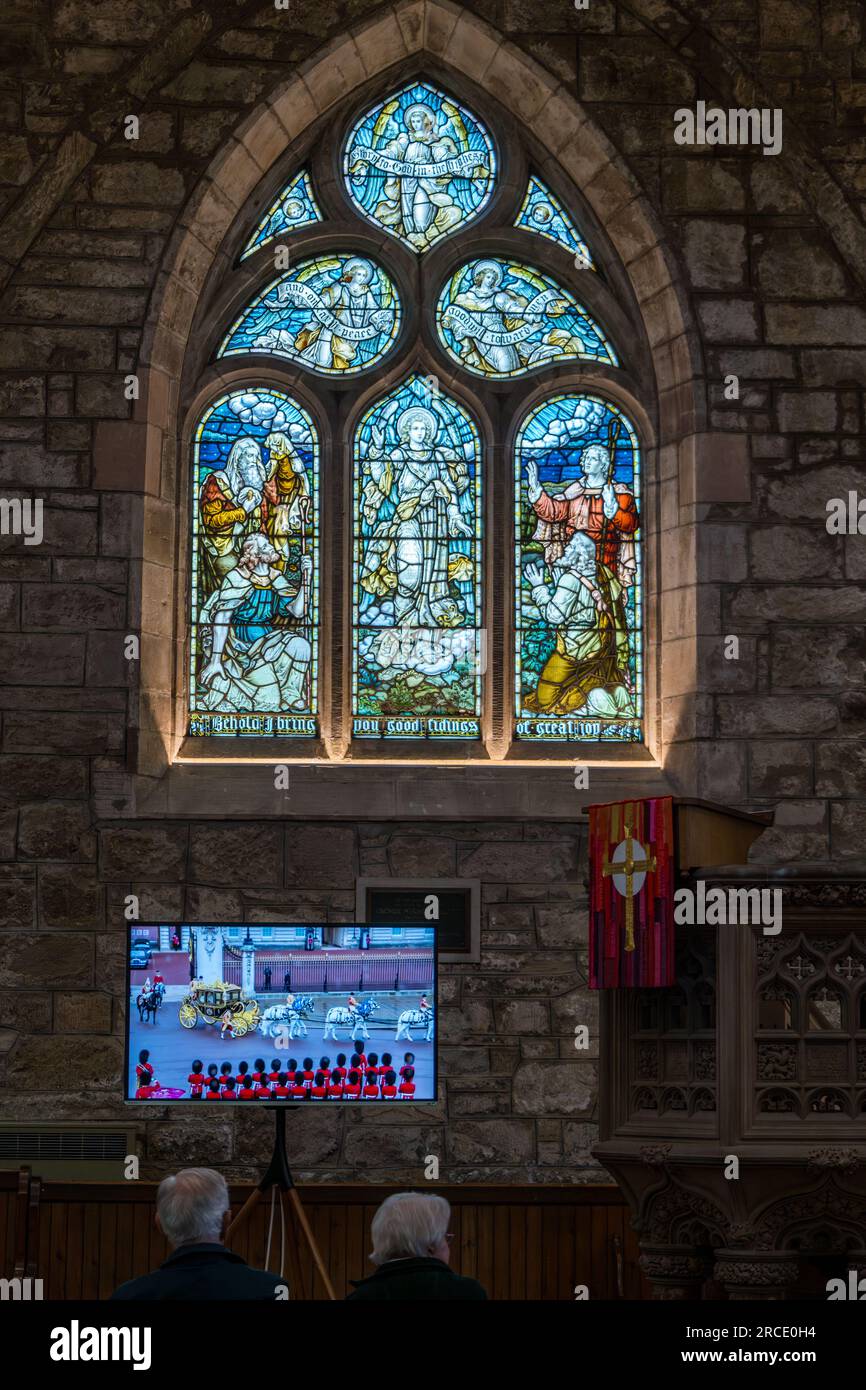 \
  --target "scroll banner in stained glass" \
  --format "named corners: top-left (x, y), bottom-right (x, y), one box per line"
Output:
top-left (219, 255), bottom-right (401, 376)
top-left (514, 394), bottom-right (642, 743)
top-left (353, 378), bottom-right (483, 739)
top-left (240, 170), bottom-right (322, 261)
top-left (588, 797), bottom-right (676, 988)
top-left (436, 259), bottom-right (615, 379)
top-left (515, 175), bottom-right (594, 269)
top-left (189, 389), bottom-right (319, 738)
top-left (343, 83), bottom-right (495, 252)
